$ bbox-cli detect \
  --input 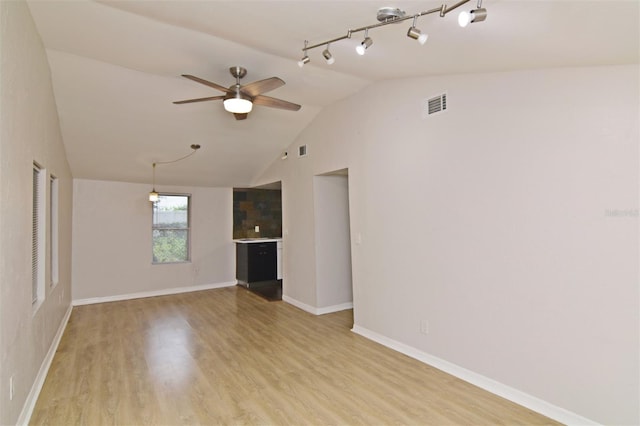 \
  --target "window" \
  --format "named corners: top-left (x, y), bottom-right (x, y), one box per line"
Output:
top-left (49, 174), bottom-right (59, 287)
top-left (32, 163), bottom-right (45, 304)
top-left (152, 194), bottom-right (190, 263)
